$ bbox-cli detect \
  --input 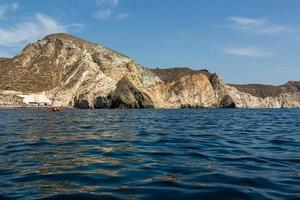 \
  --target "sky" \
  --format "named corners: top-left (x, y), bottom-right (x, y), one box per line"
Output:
top-left (0, 0), bottom-right (299, 85)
